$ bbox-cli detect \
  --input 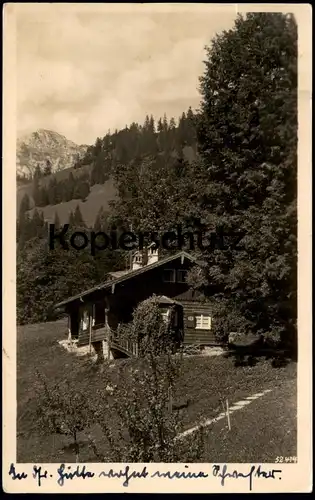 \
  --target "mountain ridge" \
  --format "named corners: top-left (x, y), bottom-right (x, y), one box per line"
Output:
top-left (17, 129), bottom-right (89, 178)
